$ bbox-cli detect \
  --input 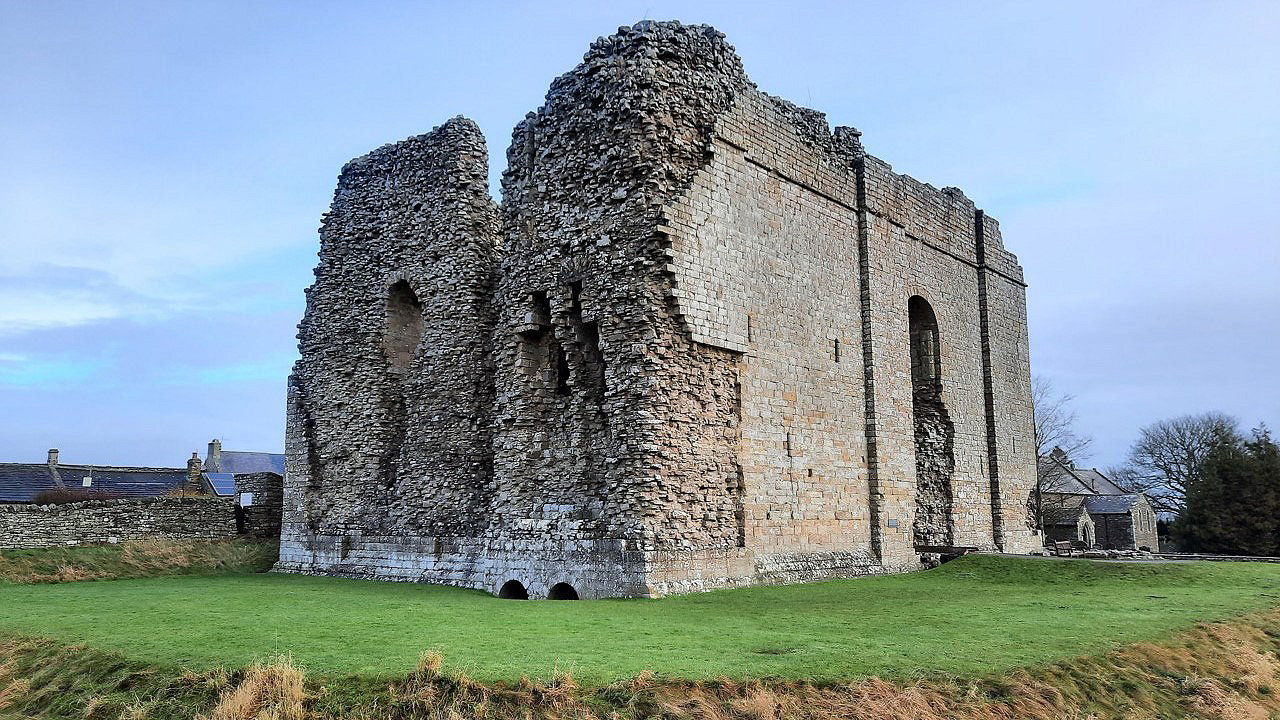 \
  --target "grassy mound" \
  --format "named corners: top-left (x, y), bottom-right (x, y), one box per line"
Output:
top-left (2, 609), bottom-right (1278, 719)
top-left (0, 539), bottom-right (278, 585)
top-left (0, 555), bottom-right (1277, 682)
